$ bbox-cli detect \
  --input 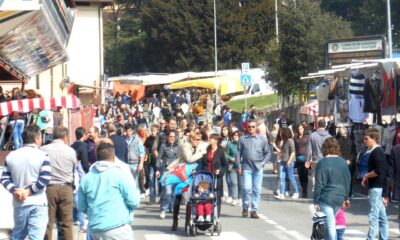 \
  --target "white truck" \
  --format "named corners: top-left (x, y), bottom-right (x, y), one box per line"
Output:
top-left (229, 68), bottom-right (275, 101)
